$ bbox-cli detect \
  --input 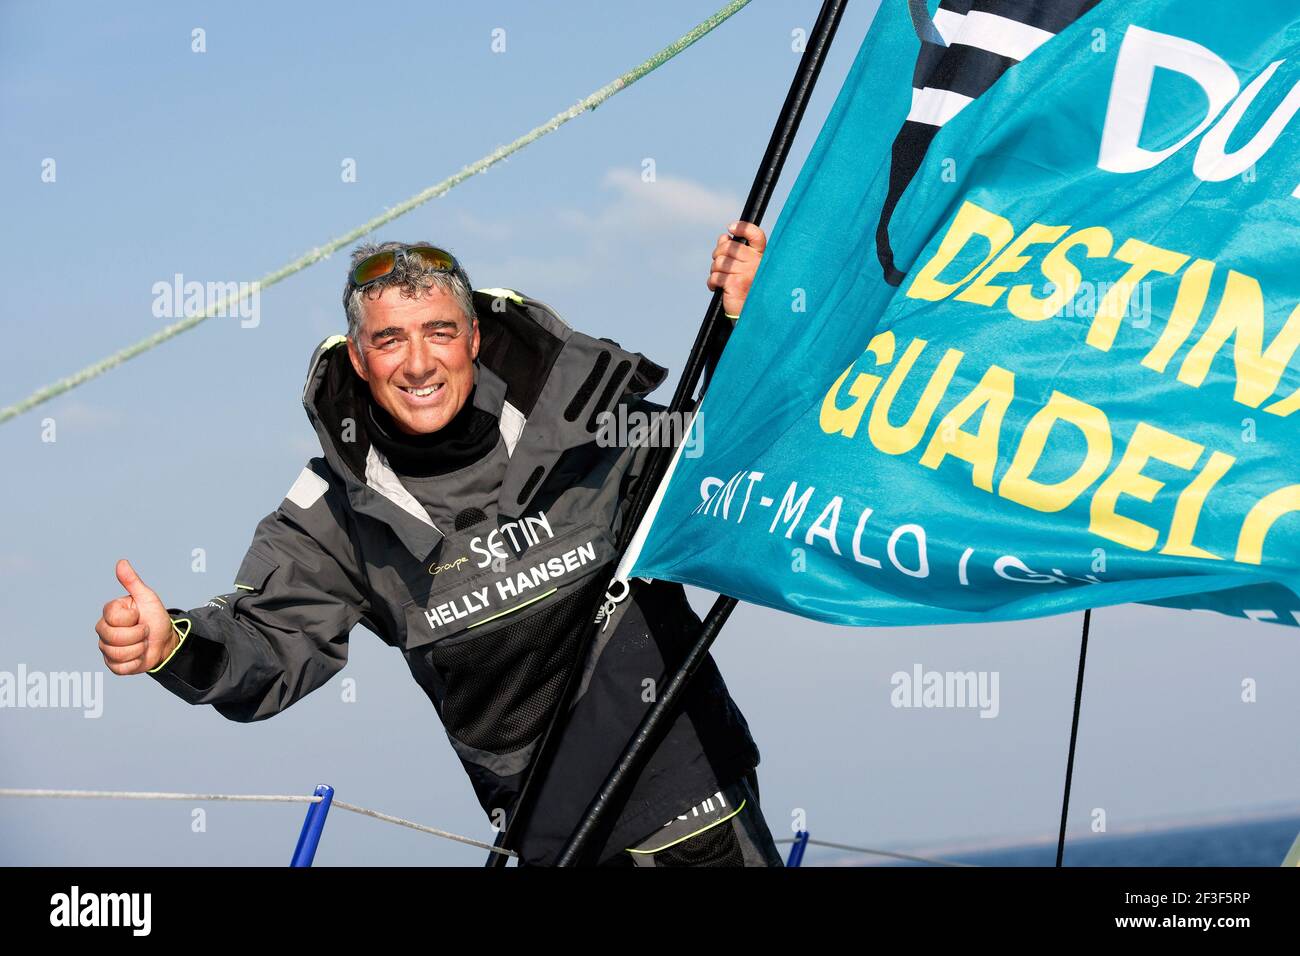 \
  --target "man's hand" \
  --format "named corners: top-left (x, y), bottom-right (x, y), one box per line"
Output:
top-left (96, 559), bottom-right (178, 675)
top-left (707, 221), bottom-right (767, 319)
